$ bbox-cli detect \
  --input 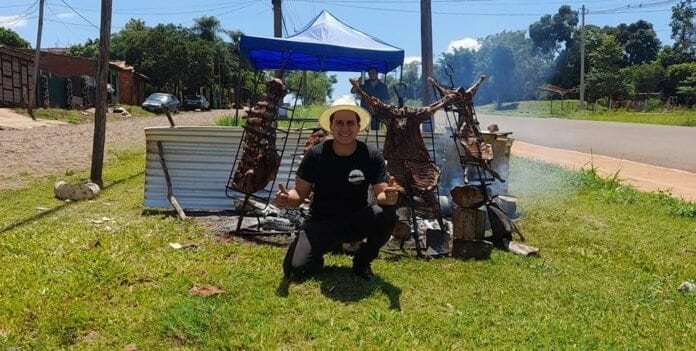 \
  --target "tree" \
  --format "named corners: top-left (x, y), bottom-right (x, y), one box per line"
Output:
top-left (667, 62), bottom-right (696, 100)
top-left (586, 33), bottom-right (632, 103)
top-left (622, 63), bottom-right (667, 93)
top-left (474, 30), bottom-right (548, 104)
top-left (529, 5), bottom-right (579, 55)
top-left (193, 16), bottom-right (221, 42)
top-left (0, 27), bottom-right (30, 48)
top-left (671, 0), bottom-right (696, 59)
top-left (487, 45), bottom-right (515, 108)
top-left (285, 71), bottom-right (337, 105)
top-left (66, 38), bottom-right (99, 59)
top-left (614, 20), bottom-right (661, 65)
top-left (436, 48), bottom-right (476, 89)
